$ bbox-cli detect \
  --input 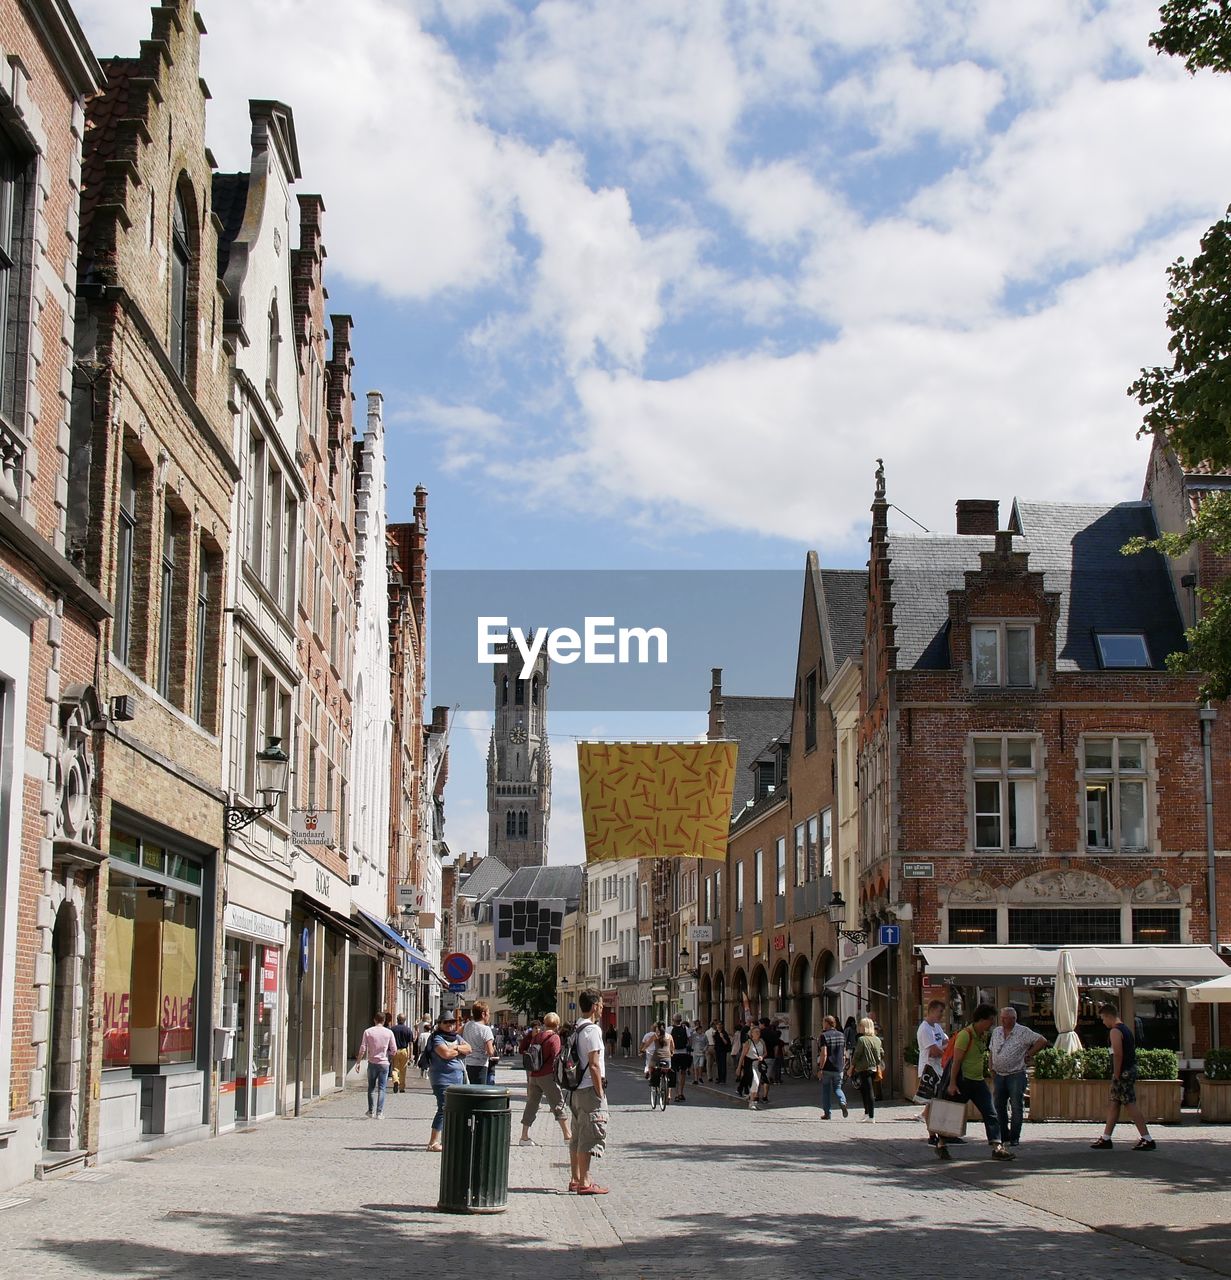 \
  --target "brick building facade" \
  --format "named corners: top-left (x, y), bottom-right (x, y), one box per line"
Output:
top-left (69, 0), bottom-right (236, 1162)
top-left (0, 0), bottom-right (104, 1193)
